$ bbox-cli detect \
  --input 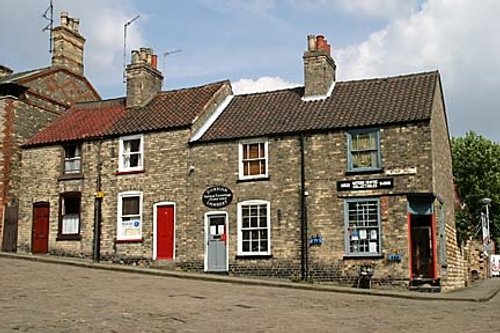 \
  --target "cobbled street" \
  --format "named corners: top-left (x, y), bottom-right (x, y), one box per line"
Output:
top-left (0, 257), bottom-right (498, 333)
